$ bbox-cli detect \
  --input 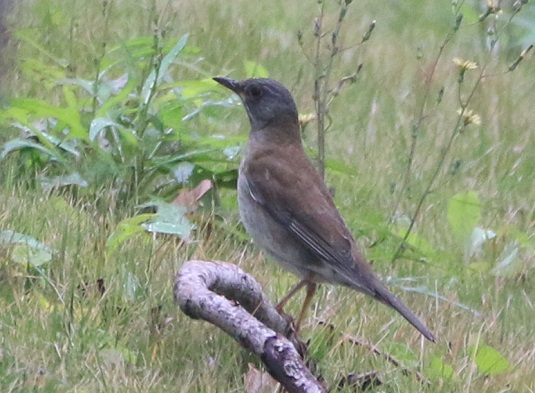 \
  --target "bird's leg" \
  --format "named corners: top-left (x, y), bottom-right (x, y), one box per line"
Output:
top-left (276, 279), bottom-right (308, 313)
top-left (294, 282), bottom-right (317, 333)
